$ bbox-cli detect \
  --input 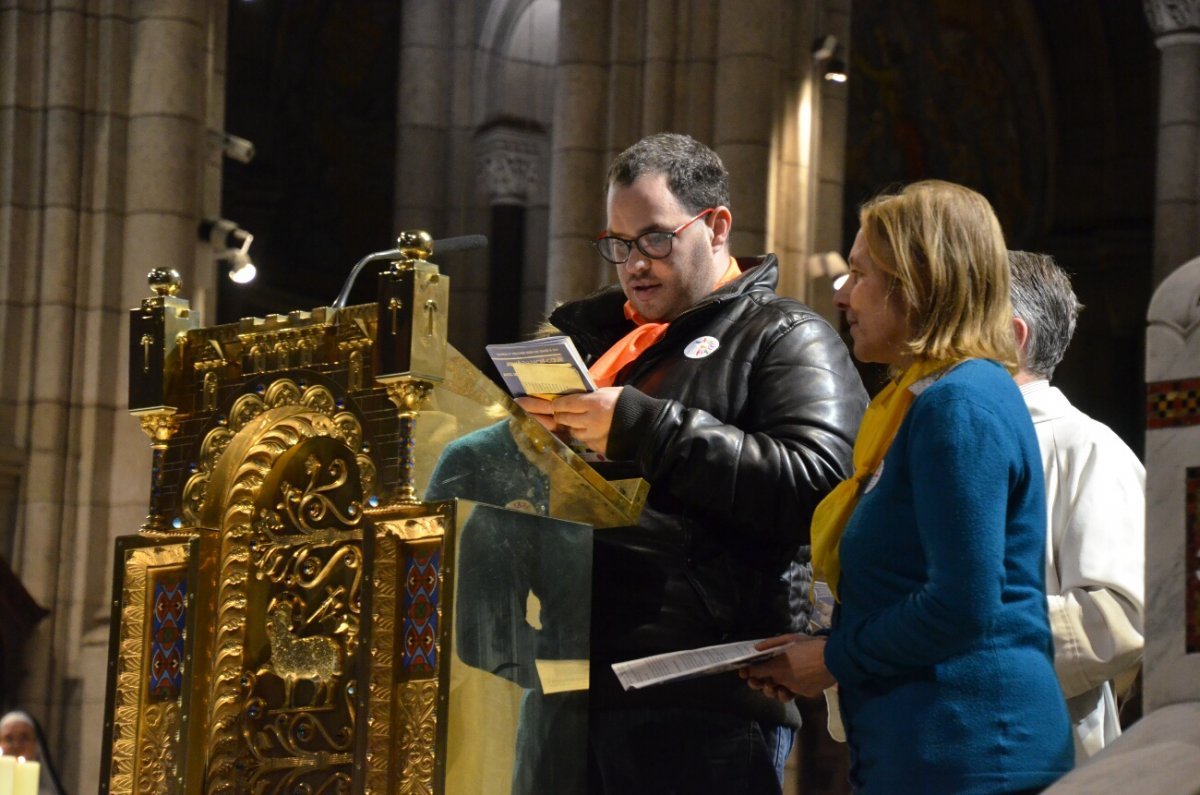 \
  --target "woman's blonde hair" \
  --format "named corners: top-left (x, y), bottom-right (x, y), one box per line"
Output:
top-left (860, 180), bottom-right (1017, 370)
